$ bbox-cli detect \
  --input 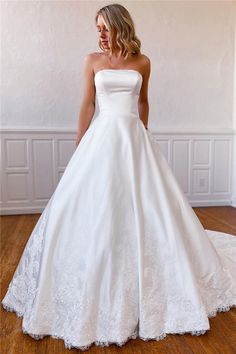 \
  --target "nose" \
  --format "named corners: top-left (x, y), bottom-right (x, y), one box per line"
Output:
top-left (100, 29), bottom-right (107, 38)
